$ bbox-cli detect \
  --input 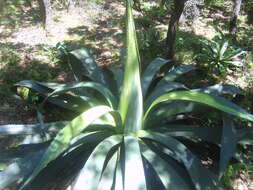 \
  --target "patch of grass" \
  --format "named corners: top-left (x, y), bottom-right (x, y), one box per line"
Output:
top-left (174, 30), bottom-right (207, 64)
top-left (0, 0), bottom-right (40, 30)
top-left (0, 58), bottom-right (56, 93)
